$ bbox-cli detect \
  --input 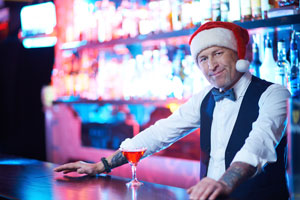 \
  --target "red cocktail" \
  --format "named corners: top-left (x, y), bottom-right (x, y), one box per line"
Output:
top-left (120, 147), bottom-right (147, 187)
